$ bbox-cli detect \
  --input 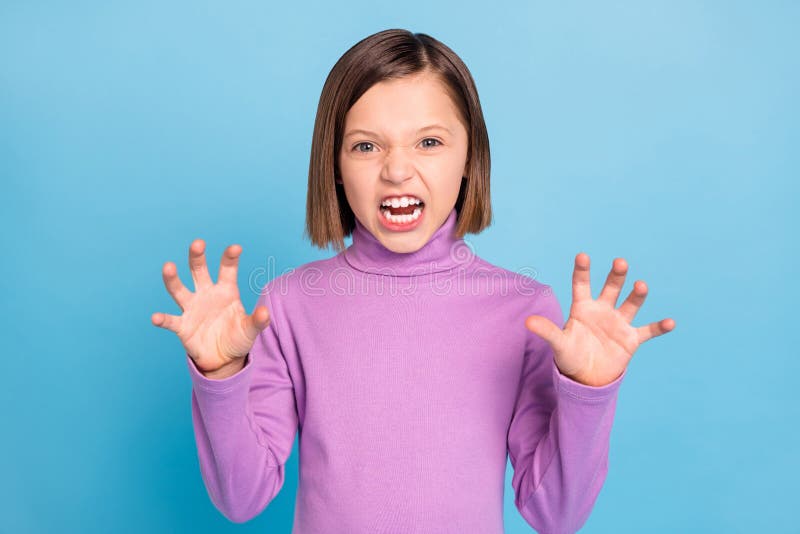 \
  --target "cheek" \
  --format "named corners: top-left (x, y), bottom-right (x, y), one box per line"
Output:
top-left (338, 176), bottom-right (372, 212)
top-left (429, 154), bottom-right (468, 186)
top-left (339, 154), bottom-right (379, 180)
